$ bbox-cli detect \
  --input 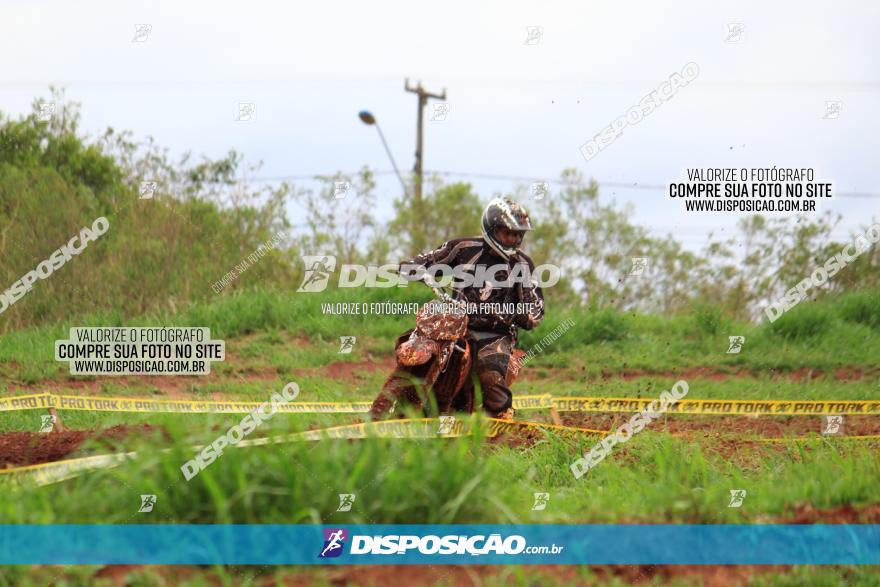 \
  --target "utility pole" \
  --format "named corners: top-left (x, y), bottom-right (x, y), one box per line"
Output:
top-left (405, 78), bottom-right (446, 253)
